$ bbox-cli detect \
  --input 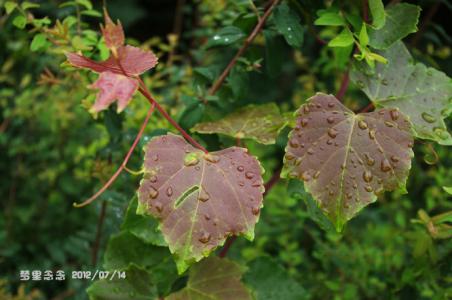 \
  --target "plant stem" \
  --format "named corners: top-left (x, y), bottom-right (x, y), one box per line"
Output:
top-left (336, 71), bottom-right (350, 101)
top-left (359, 102), bottom-right (374, 113)
top-left (137, 78), bottom-right (208, 154)
top-left (92, 200), bottom-right (107, 265)
top-left (218, 236), bottom-right (237, 258)
top-left (208, 0), bottom-right (281, 95)
top-left (73, 104), bottom-right (155, 207)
